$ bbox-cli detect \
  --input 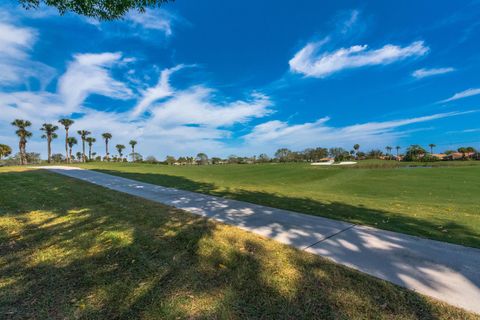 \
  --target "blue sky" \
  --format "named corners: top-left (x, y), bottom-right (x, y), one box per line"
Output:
top-left (1, 0), bottom-right (480, 158)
